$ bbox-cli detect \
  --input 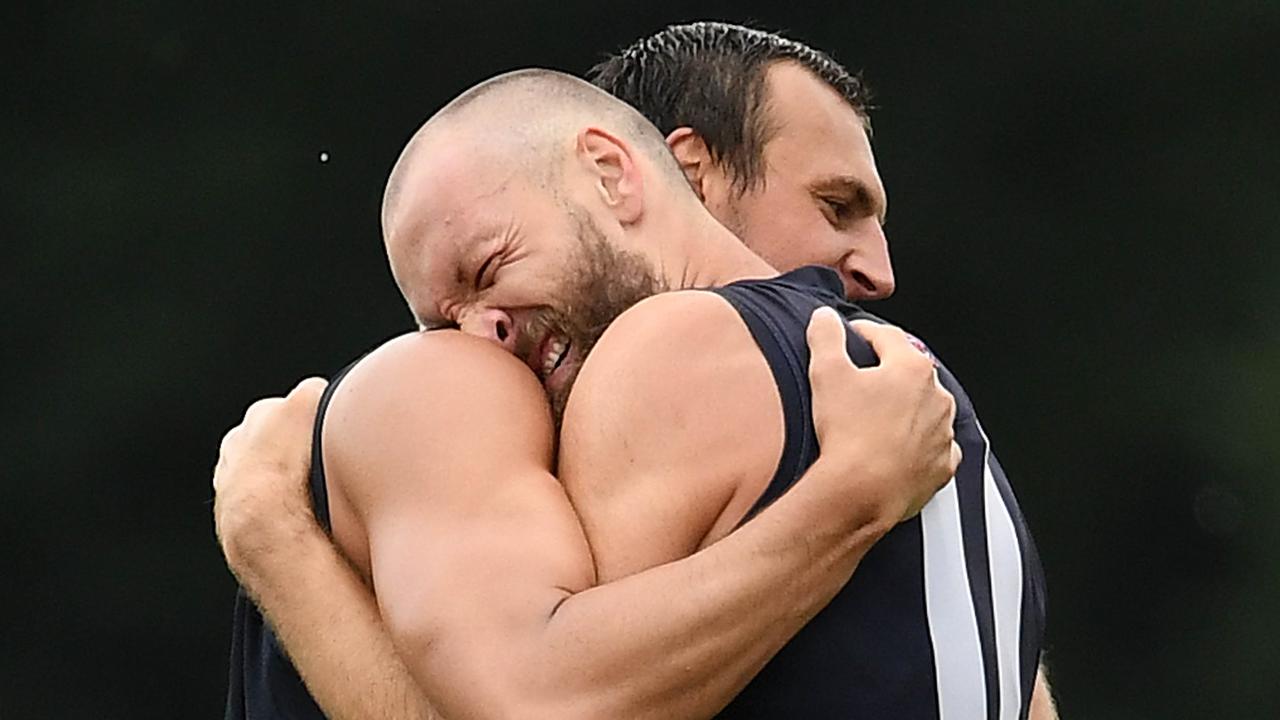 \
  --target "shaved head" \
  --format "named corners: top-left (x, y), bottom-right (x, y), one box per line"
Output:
top-left (366, 68), bottom-right (770, 416)
top-left (381, 69), bottom-right (685, 238)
